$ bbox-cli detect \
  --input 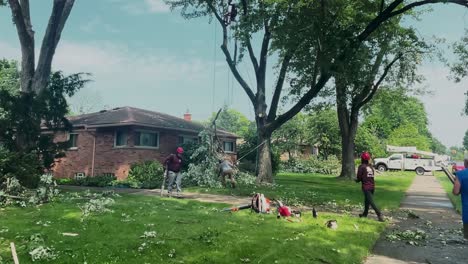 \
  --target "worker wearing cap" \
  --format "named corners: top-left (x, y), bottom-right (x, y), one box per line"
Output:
top-left (164, 147), bottom-right (184, 196)
top-left (356, 152), bottom-right (384, 222)
top-left (452, 153), bottom-right (468, 239)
